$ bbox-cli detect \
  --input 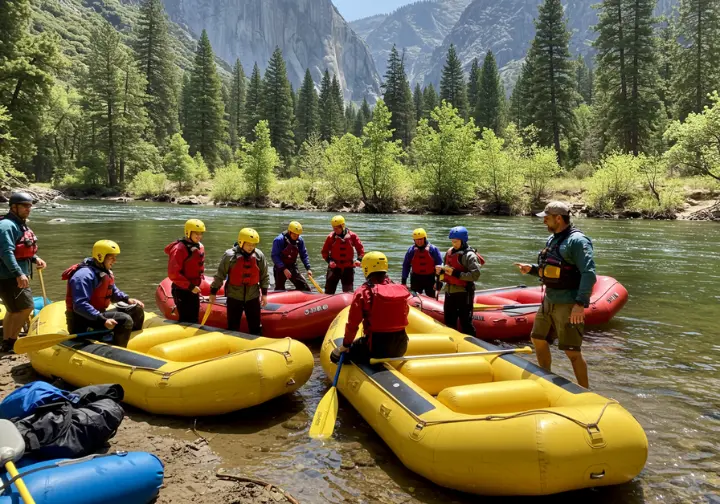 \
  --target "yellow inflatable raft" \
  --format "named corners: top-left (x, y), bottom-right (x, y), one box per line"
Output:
top-left (27, 302), bottom-right (314, 416)
top-left (320, 307), bottom-right (648, 496)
